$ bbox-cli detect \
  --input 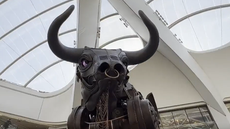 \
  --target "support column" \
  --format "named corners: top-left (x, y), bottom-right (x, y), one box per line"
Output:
top-left (109, 0), bottom-right (230, 128)
top-left (76, 0), bottom-right (101, 48)
top-left (72, 0), bottom-right (101, 108)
